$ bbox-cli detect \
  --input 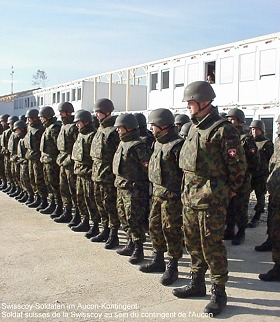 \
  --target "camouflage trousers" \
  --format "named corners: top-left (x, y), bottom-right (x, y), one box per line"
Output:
top-left (251, 175), bottom-right (268, 215)
top-left (117, 183), bottom-right (149, 243)
top-left (93, 182), bottom-right (120, 229)
top-left (4, 154), bottom-right (13, 184)
top-left (59, 165), bottom-right (77, 209)
top-left (267, 194), bottom-right (280, 264)
top-left (226, 172), bottom-right (251, 230)
top-left (10, 160), bottom-right (20, 187)
top-left (0, 154), bottom-right (6, 181)
top-left (183, 205), bottom-right (228, 284)
top-left (28, 160), bottom-right (47, 198)
top-left (42, 162), bottom-right (62, 204)
top-left (20, 162), bottom-right (33, 195)
top-left (149, 193), bottom-right (183, 259)
top-left (76, 175), bottom-right (100, 223)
